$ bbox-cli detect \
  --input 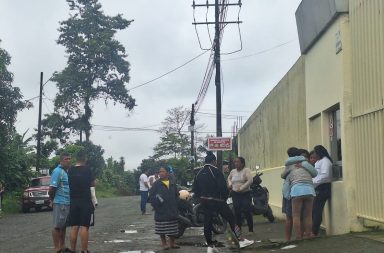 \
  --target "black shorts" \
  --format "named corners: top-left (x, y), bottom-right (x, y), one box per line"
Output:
top-left (69, 199), bottom-right (94, 227)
